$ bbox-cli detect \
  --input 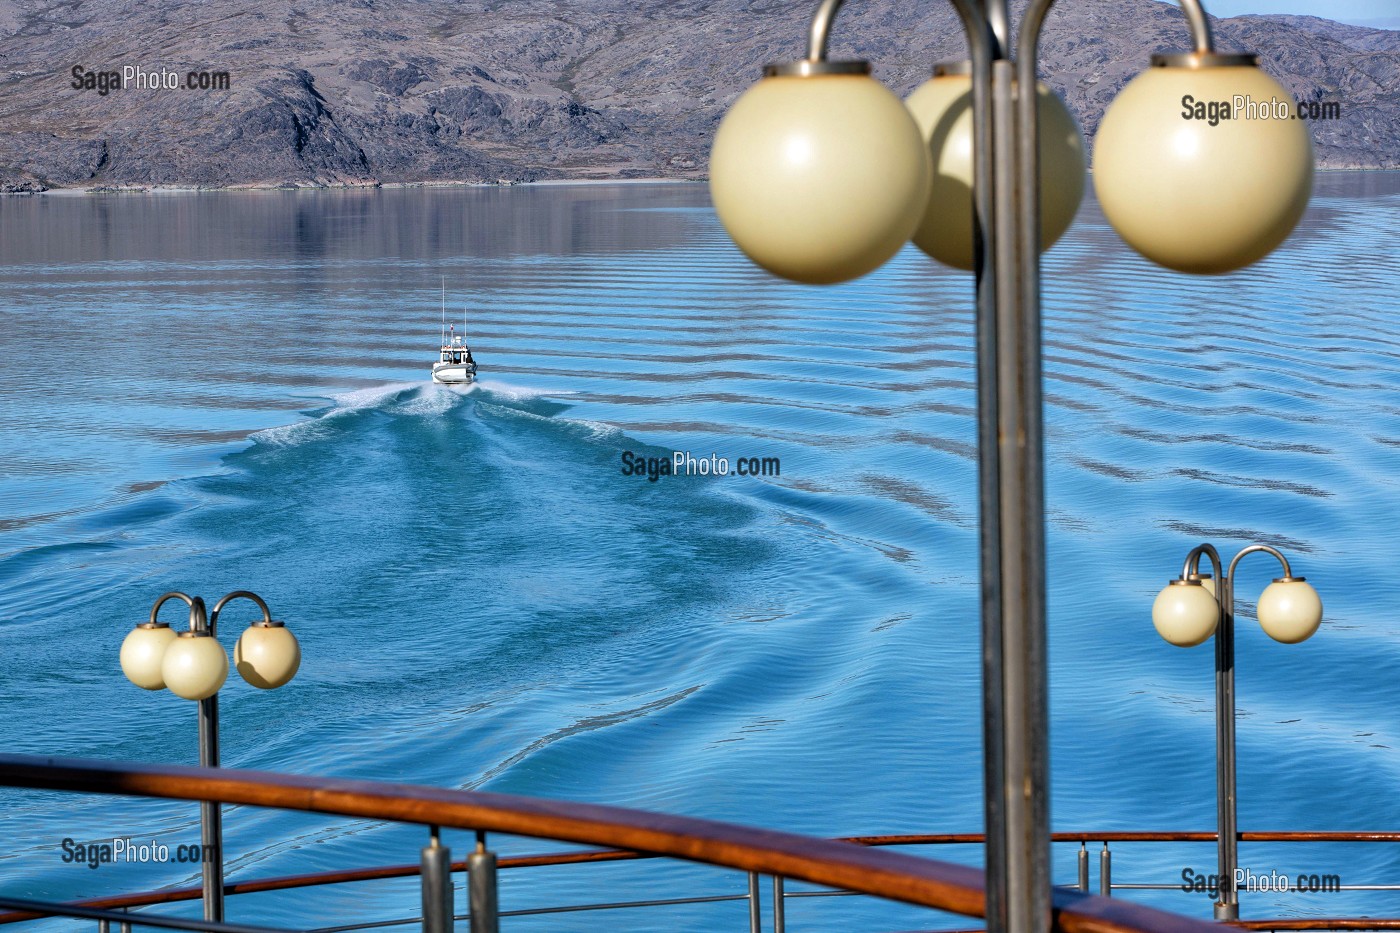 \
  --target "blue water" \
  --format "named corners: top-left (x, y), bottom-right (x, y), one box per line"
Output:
top-left (1, 177), bottom-right (1399, 930)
